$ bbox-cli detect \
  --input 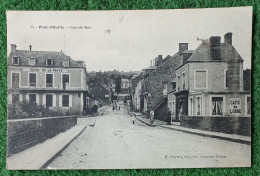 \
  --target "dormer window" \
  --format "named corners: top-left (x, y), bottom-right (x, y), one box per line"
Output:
top-left (46, 58), bottom-right (53, 66)
top-left (13, 56), bottom-right (19, 65)
top-left (28, 57), bottom-right (36, 65)
top-left (62, 59), bottom-right (70, 67)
